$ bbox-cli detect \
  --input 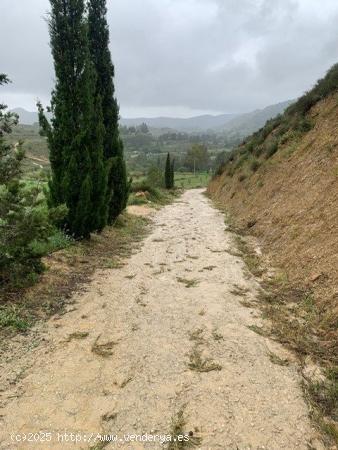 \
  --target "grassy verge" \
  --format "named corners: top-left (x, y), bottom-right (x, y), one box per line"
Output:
top-left (213, 204), bottom-right (338, 446)
top-left (0, 213), bottom-right (150, 340)
top-left (257, 276), bottom-right (338, 445)
top-left (128, 181), bottom-right (181, 207)
top-left (175, 172), bottom-right (210, 189)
